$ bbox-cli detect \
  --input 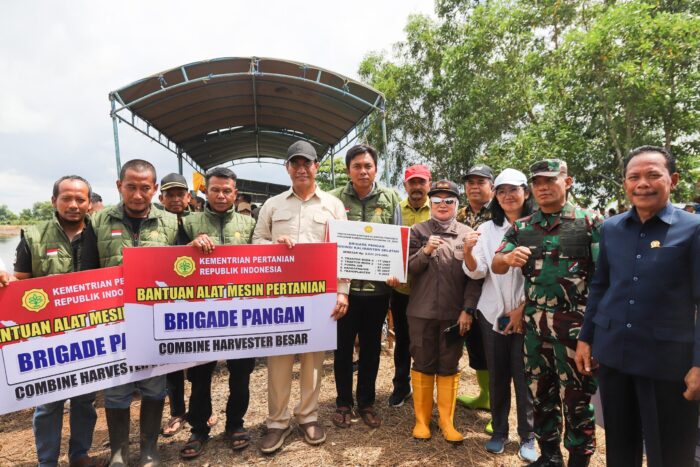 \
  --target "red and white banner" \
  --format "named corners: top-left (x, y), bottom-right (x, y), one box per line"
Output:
top-left (0, 267), bottom-right (190, 415)
top-left (122, 243), bottom-right (339, 364)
